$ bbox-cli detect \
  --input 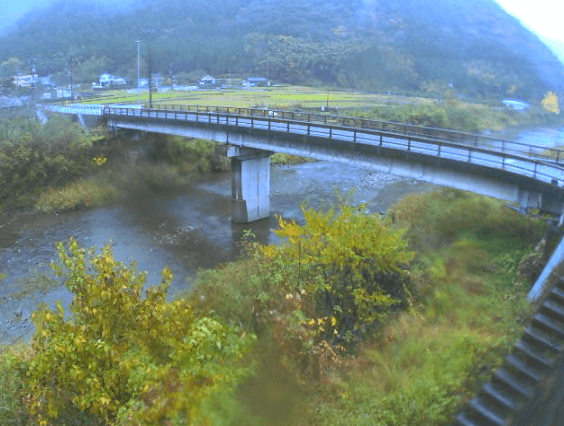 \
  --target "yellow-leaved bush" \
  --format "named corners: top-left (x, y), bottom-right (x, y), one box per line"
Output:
top-left (265, 202), bottom-right (414, 347)
top-left (22, 238), bottom-right (255, 426)
top-left (191, 200), bottom-right (414, 382)
top-left (542, 91), bottom-right (560, 115)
